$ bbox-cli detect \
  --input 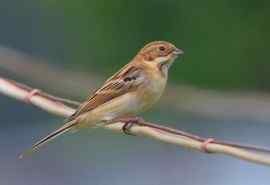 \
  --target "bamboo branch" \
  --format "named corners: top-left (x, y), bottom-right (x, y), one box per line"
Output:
top-left (1, 76), bottom-right (270, 166)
